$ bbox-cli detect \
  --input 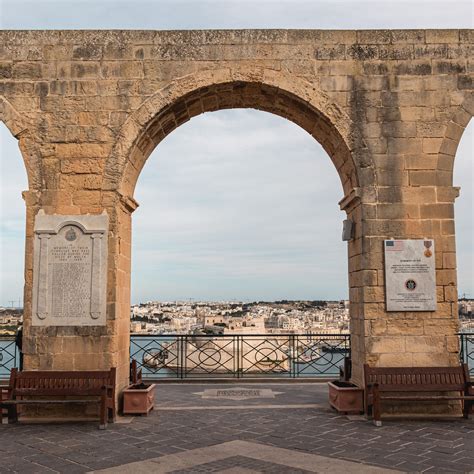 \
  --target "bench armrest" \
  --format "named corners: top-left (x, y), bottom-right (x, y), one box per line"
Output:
top-left (0, 385), bottom-right (11, 401)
